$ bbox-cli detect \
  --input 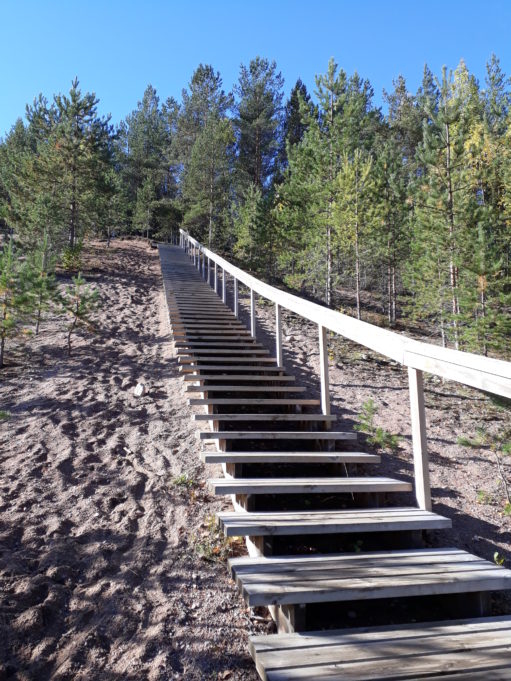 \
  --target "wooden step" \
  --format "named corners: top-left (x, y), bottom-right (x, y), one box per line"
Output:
top-left (190, 398), bottom-right (321, 406)
top-left (174, 330), bottom-right (252, 337)
top-left (209, 477), bottom-right (410, 495)
top-left (194, 414), bottom-right (337, 423)
top-left (177, 349), bottom-right (269, 356)
top-left (201, 451), bottom-right (380, 464)
top-left (175, 334), bottom-right (254, 341)
top-left (218, 507), bottom-right (451, 537)
top-left (180, 365), bottom-right (286, 373)
top-left (200, 430), bottom-right (356, 440)
top-left (179, 357), bottom-right (279, 364)
top-left (183, 374), bottom-right (295, 381)
top-left (249, 616), bottom-right (511, 681)
top-left (175, 341), bottom-right (259, 348)
top-left (229, 547), bottom-right (511, 608)
top-left (187, 385), bottom-right (306, 392)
